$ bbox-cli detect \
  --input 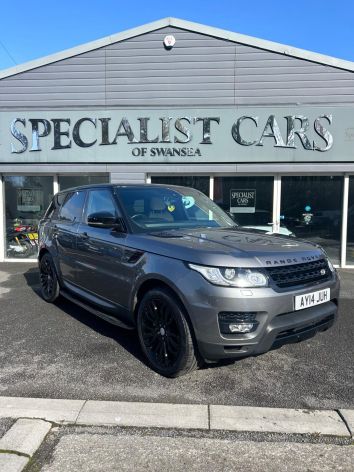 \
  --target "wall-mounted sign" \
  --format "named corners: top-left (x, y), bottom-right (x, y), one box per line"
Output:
top-left (230, 189), bottom-right (256, 213)
top-left (17, 188), bottom-right (42, 212)
top-left (0, 106), bottom-right (353, 164)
